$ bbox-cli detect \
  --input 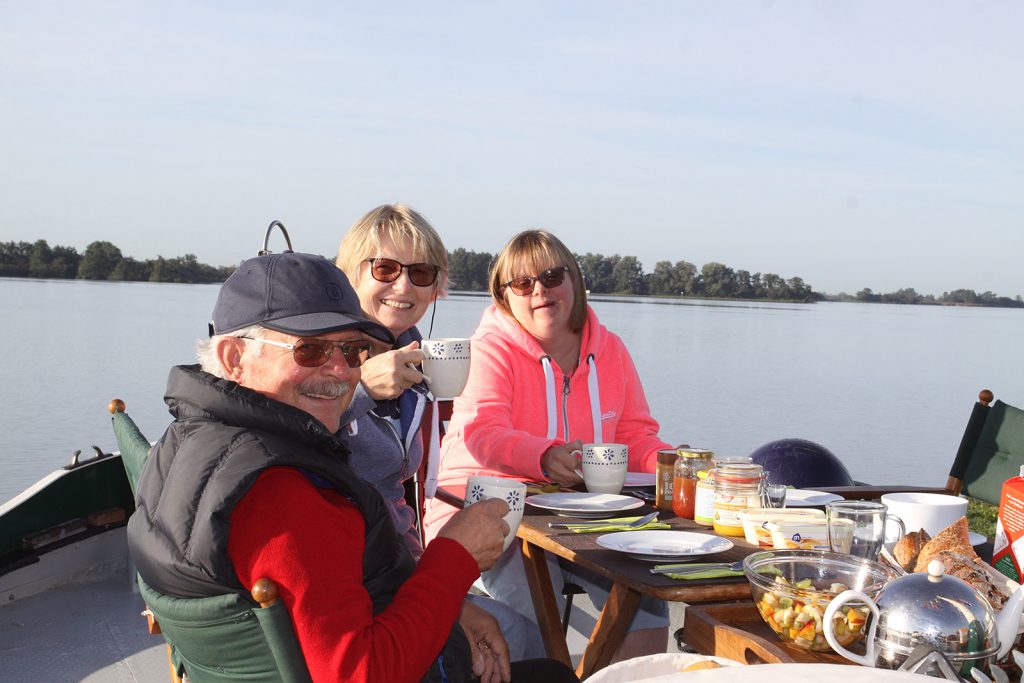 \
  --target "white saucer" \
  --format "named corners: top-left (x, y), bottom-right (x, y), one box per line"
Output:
top-left (969, 531), bottom-right (986, 546)
top-left (784, 489), bottom-right (844, 507)
top-left (596, 530), bottom-right (734, 560)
